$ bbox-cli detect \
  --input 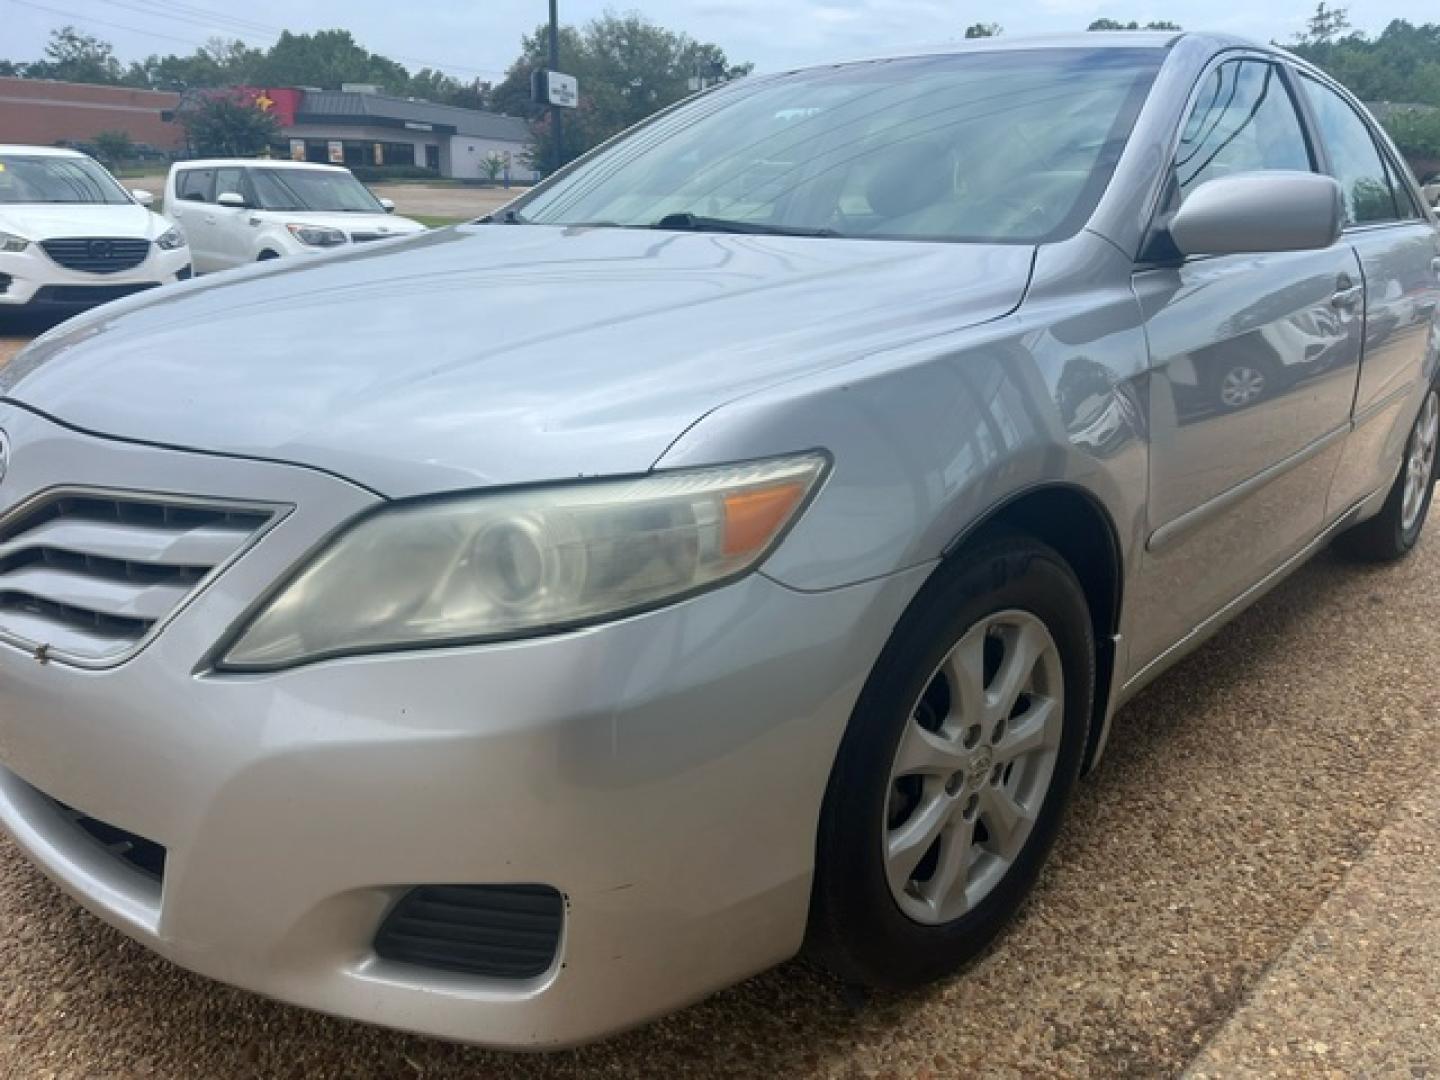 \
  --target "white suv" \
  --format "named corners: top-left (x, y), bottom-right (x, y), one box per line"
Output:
top-left (0, 145), bottom-right (190, 313)
top-left (164, 159), bottom-right (425, 273)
